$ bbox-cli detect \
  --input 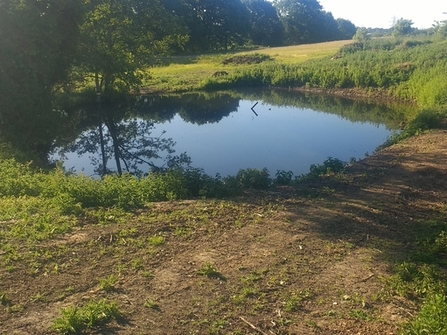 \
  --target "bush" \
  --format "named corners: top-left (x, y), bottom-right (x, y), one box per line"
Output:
top-left (306, 157), bottom-right (347, 179)
top-left (274, 170), bottom-right (294, 185)
top-left (235, 168), bottom-right (271, 189)
top-left (382, 109), bottom-right (445, 148)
